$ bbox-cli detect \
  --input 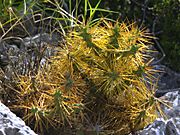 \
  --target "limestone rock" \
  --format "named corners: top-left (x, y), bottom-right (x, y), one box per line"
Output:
top-left (0, 102), bottom-right (37, 135)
